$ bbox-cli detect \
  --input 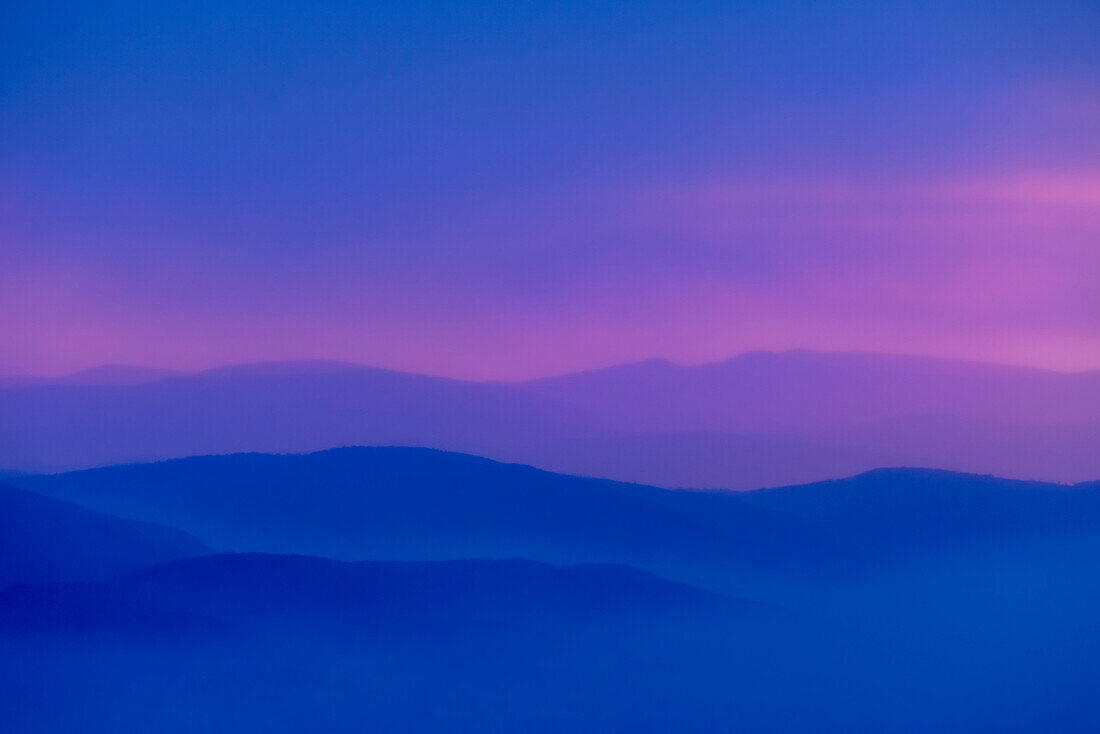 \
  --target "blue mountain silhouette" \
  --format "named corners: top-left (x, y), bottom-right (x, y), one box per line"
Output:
top-left (0, 552), bottom-right (756, 640)
top-left (0, 482), bottom-right (208, 587)
top-left (15, 448), bottom-right (1100, 594)
top-left (5, 457), bottom-right (1100, 733)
